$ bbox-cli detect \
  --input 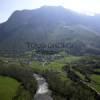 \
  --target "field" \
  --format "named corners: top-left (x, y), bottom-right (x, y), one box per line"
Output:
top-left (0, 76), bottom-right (20, 100)
top-left (0, 55), bottom-right (100, 100)
top-left (0, 58), bottom-right (37, 100)
top-left (90, 74), bottom-right (100, 92)
top-left (30, 56), bottom-right (81, 72)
